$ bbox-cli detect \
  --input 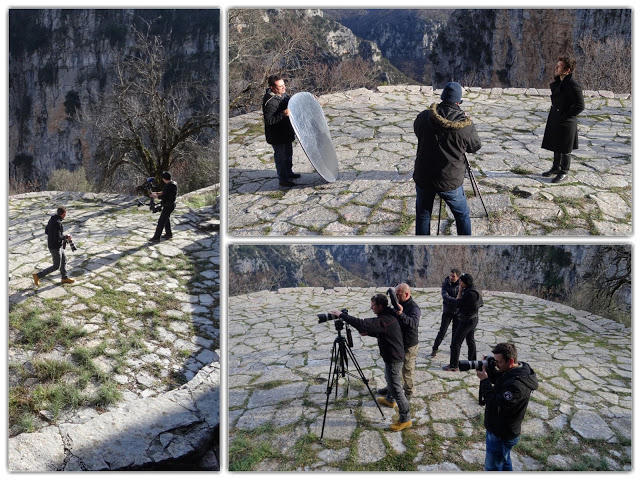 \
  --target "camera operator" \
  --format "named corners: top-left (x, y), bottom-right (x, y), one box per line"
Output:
top-left (149, 171), bottom-right (178, 242)
top-left (413, 82), bottom-right (482, 235)
top-left (32, 206), bottom-right (75, 286)
top-left (378, 283), bottom-right (421, 402)
top-left (430, 268), bottom-right (461, 357)
top-left (477, 343), bottom-right (538, 471)
top-left (331, 293), bottom-right (412, 432)
top-left (442, 273), bottom-right (482, 372)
